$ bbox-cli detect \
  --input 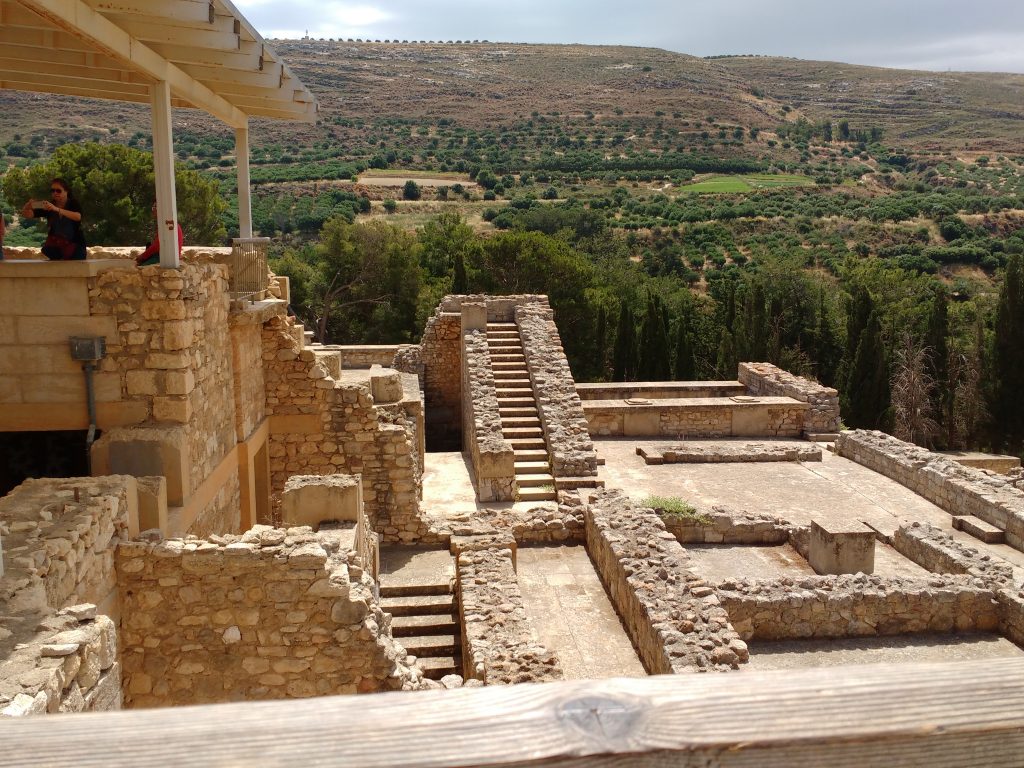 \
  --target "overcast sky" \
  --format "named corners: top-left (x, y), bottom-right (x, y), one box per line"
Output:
top-left (234, 0), bottom-right (1024, 73)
